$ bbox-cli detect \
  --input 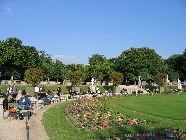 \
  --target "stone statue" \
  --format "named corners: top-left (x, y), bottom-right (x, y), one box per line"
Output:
top-left (178, 79), bottom-right (182, 90)
top-left (166, 75), bottom-right (170, 84)
top-left (91, 78), bottom-right (94, 87)
top-left (138, 76), bottom-right (141, 87)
